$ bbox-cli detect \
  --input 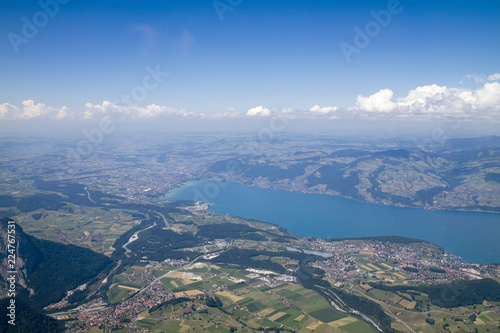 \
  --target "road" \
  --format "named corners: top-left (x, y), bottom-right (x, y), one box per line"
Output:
top-left (316, 285), bottom-right (384, 332)
top-left (135, 250), bottom-right (224, 297)
top-left (134, 256), bottom-right (201, 297)
top-left (353, 288), bottom-right (416, 333)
